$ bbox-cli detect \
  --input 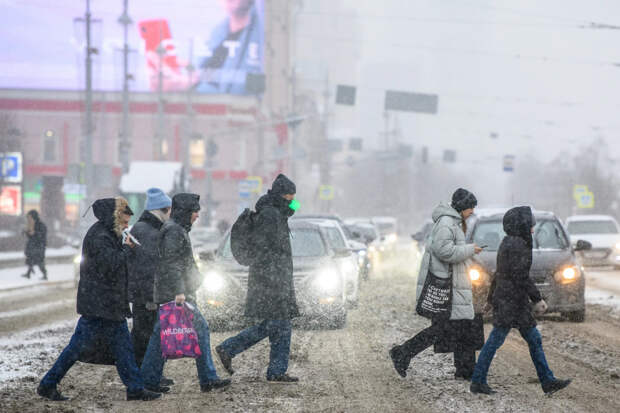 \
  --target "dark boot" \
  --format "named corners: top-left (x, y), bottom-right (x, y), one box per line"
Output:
top-left (215, 345), bottom-right (234, 375)
top-left (144, 384), bottom-right (169, 393)
top-left (200, 378), bottom-right (231, 392)
top-left (37, 384), bottom-right (68, 401)
top-left (127, 388), bottom-right (162, 401)
top-left (267, 374), bottom-right (299, 383)
top-left (542, 378), bottom-right (571, 395)
top-left (470, 382), bottom-right (497, 395)
top-left (160, 376), bottom-right (174, 386)
top-left (454, 372), bottom-right (472, 381)
top-left (389, 346), bottom-right (409, 378)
